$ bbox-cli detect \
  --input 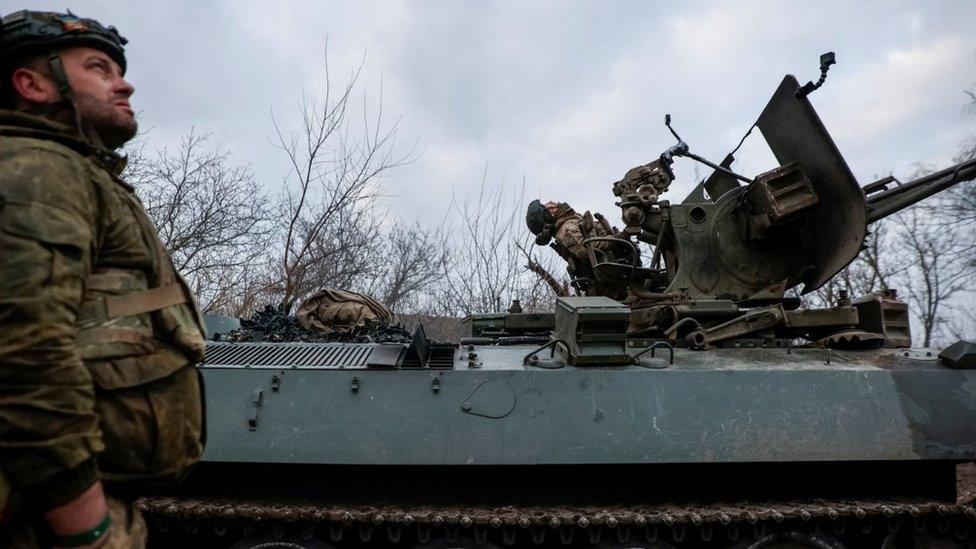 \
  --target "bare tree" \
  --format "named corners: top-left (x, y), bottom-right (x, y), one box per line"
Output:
top-left (293, 200), bottom-right (386, 293)
top-left (913, 83), bottom-right (976, 343)
top-left (894, 207), bottom-right (971, 347)
top-left (807, 220), bottom-right (905, 308)
top-left (941, 86), bottom-right (976, 264)
top-left (435, 172), bottom-right (555, 316)
top-left (269, 49), bottom-right (414, 312)
top-left (125, 131), bottom-right (272, 314)
top-left (362, 221), bottom-right (450, 313)
top-left (947, 307), bottom-right (976, 343)
top-left (515, 238), bottom-right (570, 302)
